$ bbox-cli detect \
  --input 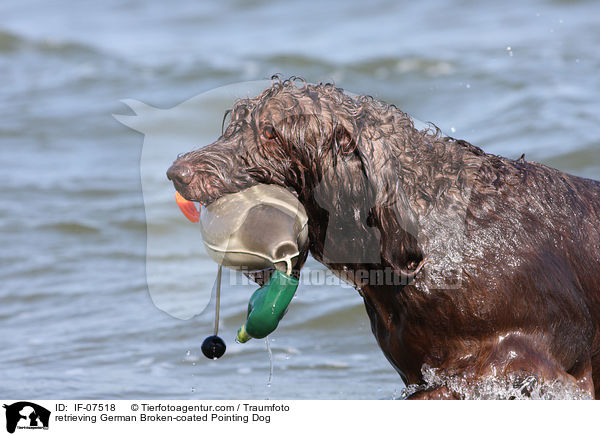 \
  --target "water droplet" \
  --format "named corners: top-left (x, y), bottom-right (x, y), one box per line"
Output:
top-left (450, 127), bottom-right (456, 133)
top-left (265, 337), bottom-right (273, 388)
top-left (465, 84), bottom-right (471, 89)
